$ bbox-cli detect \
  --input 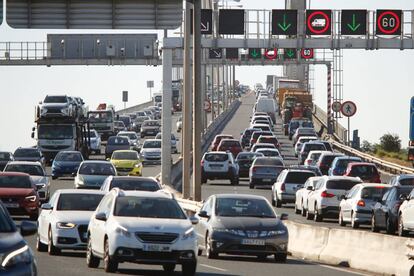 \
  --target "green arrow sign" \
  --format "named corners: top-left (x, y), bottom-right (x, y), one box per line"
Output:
top-left (347, 14), bottom-right (361, 32)
top-left (249, 48), bottom-right (262, 59)
top-left (278, 14), bottom-right (292, 32)
top-left (283, 48), bottom-right (297, 59)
